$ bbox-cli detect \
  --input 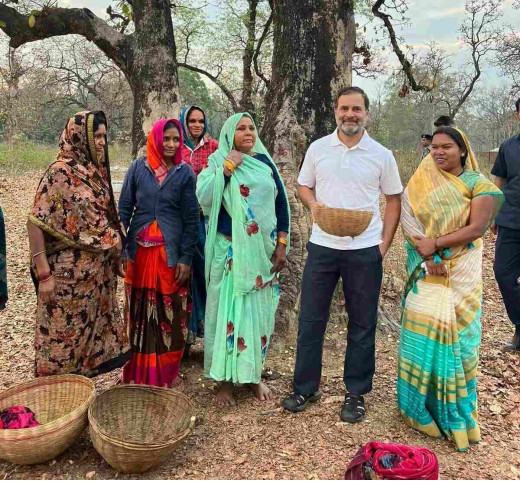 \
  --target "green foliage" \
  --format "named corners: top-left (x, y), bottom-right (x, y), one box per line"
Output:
top-left (179, 68), bottom-right (211, 107)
